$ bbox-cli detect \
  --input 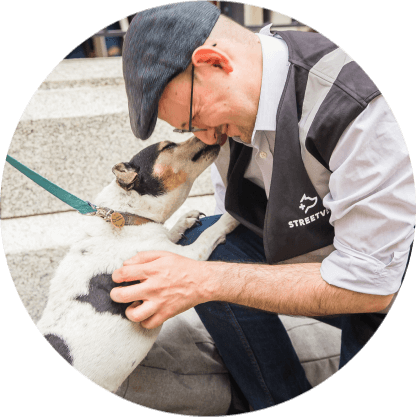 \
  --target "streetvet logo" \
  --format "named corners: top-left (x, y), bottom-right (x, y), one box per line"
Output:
top-left (299, 194), bottom-right (317, 214)
top-left (288, 194), bottom-right (330, 228)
